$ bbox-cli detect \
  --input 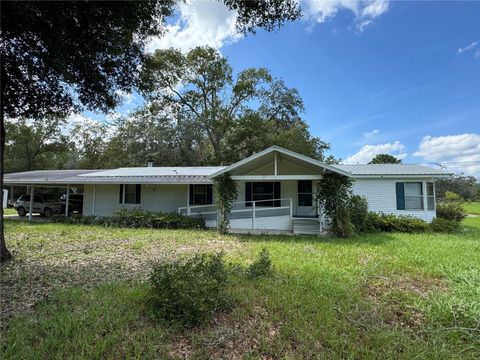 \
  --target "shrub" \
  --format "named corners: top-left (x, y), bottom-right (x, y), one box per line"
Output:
top-left (436, 202), bottom-right (467, 222)
top-left (54, 208), bottom-right (205, 229)
top-left (349, 195), bottom-right (369, 233)
top-left (149, 253), bottom-right (233, 326)
top-left (364, 212), bottom-right (429, 233)
top-left (430, 217), bottom-right (461, 233)
top-left (444, 191), bottom-right (464, 203)
top-left (247, 248), bottom-right (272, 278)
